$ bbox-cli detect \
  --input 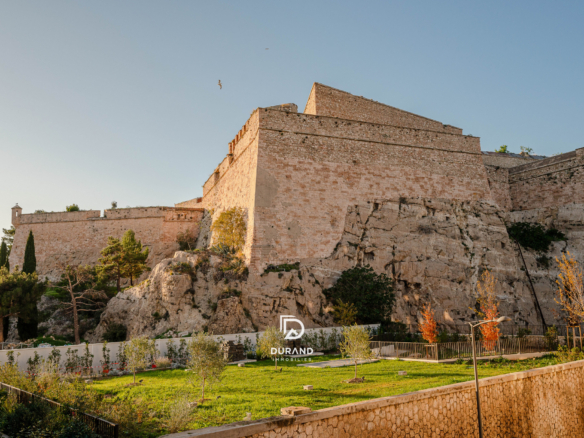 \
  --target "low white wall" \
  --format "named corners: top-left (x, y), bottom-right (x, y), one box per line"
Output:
top-left (1, 325), bottom-right (378, 372)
